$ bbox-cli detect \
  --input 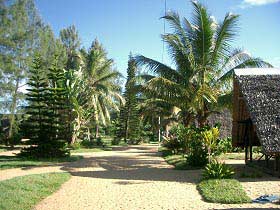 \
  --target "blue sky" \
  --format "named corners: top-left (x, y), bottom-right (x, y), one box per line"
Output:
top-left (35, 0), bottom-right (280, 76)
